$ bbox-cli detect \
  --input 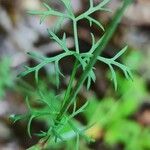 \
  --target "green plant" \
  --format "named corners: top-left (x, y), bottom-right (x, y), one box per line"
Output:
top-left (0, 58), bottom-right (14, 99)
top-left (11, 0), bottom-right (133, 149)
top-left (85, 73), bottom-right (150, 150)
top-left (84, 50), bottom-right (150, 150)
